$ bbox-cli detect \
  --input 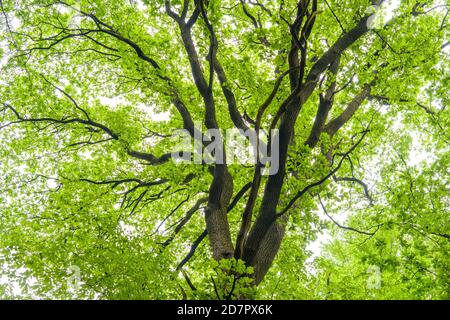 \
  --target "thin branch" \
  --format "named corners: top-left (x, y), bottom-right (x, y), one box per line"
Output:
top-left (324, 0), bottom-right (346, 33)
top-left (39, 74), bottom-right (91, 121)
top-left (2, 103), bottom-right (119, 139)
top-left (162, 197), bottom-right (208, 247)
top-left (240, 0), bottom-right (258, 28)
top-left (154, 195), bottom-right (191, 235)
top-left (176, 229), bottom-right (207, 271)
top-left (431, 232), bottom-right (450, 240)
top-left (318, 194), bottom-right (376, 236)
top-left (180, 268), bottom-right (197, 291)
top-left (333, 175), bottom-right (374, 205)
top-left (80, 177), bottom-right (145, 187)
top-left (211, 276), bottom-right (222, 300)
top-left (278, 130), bottom-right (369, 216)
top-left (226, 274), bottom-right (238, 300)
top-left (227, 182), bottom-right (253, 212)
